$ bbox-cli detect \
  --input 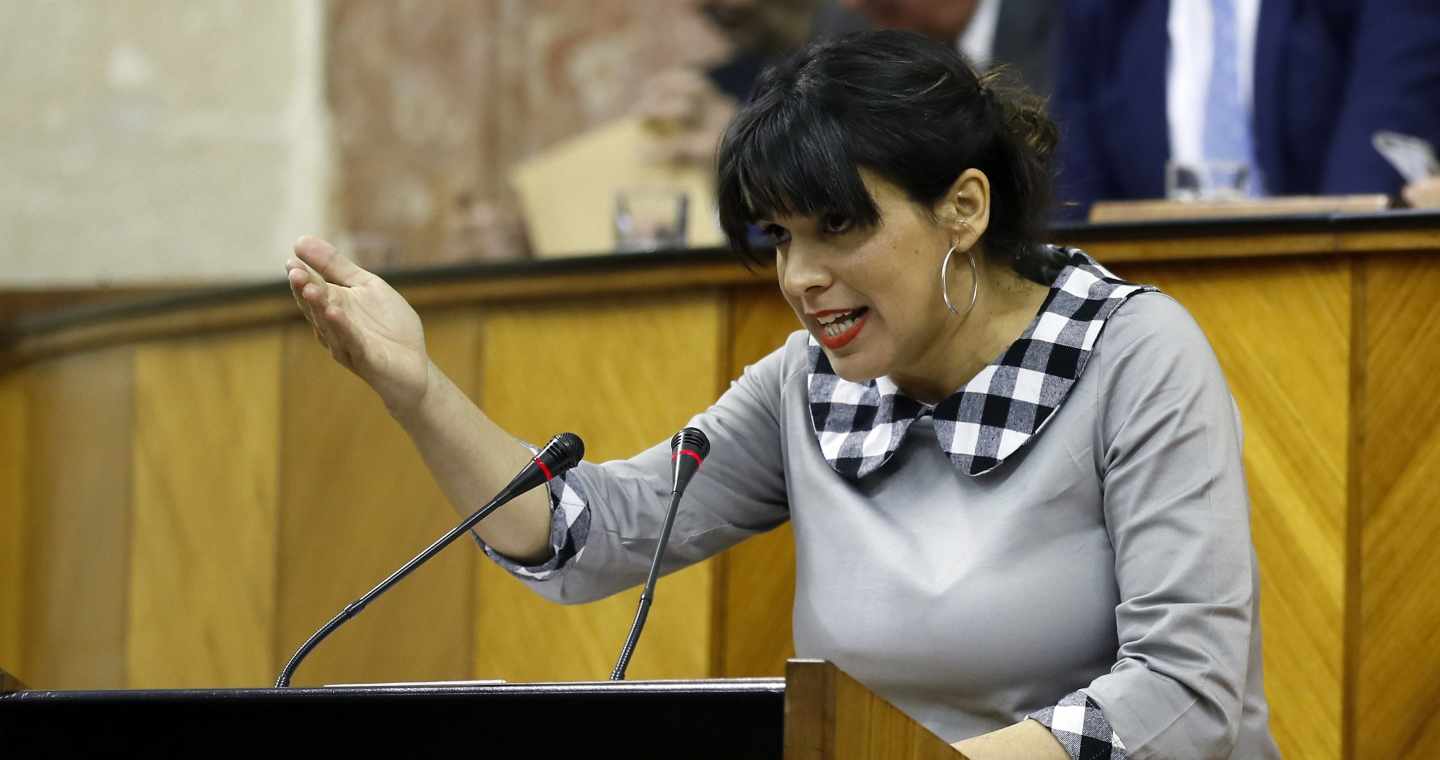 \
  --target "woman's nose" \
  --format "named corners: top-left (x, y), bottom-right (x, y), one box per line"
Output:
top-left (778, 244), bottom-right (831, 298)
